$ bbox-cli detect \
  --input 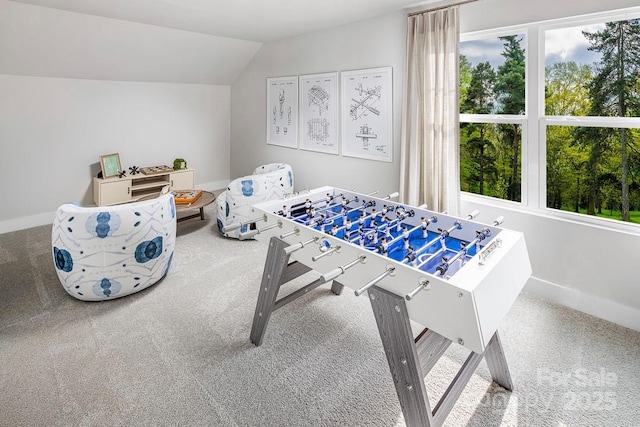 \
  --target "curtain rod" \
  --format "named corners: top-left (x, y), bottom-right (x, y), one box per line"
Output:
top-left (407, 0), bottom-right (479, 16)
